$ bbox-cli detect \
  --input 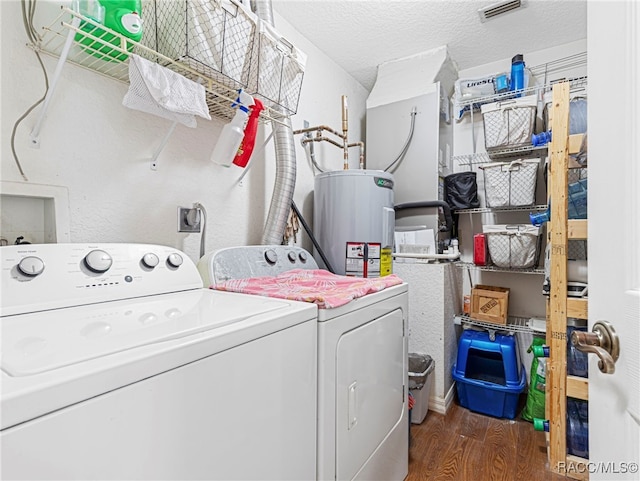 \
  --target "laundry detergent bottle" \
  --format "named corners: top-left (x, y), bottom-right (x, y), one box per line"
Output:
top-left (75, 0), bottom-right (143, 62)
top-left (211, 90), bottom-right (255, 167)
